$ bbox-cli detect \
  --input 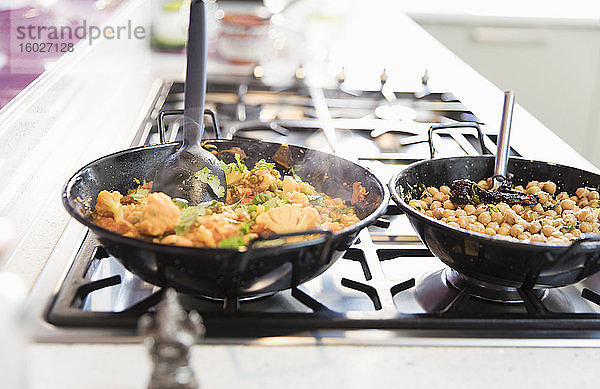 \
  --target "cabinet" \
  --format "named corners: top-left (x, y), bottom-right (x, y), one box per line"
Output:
top-left (413, 18), bottom-right (600, 167)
